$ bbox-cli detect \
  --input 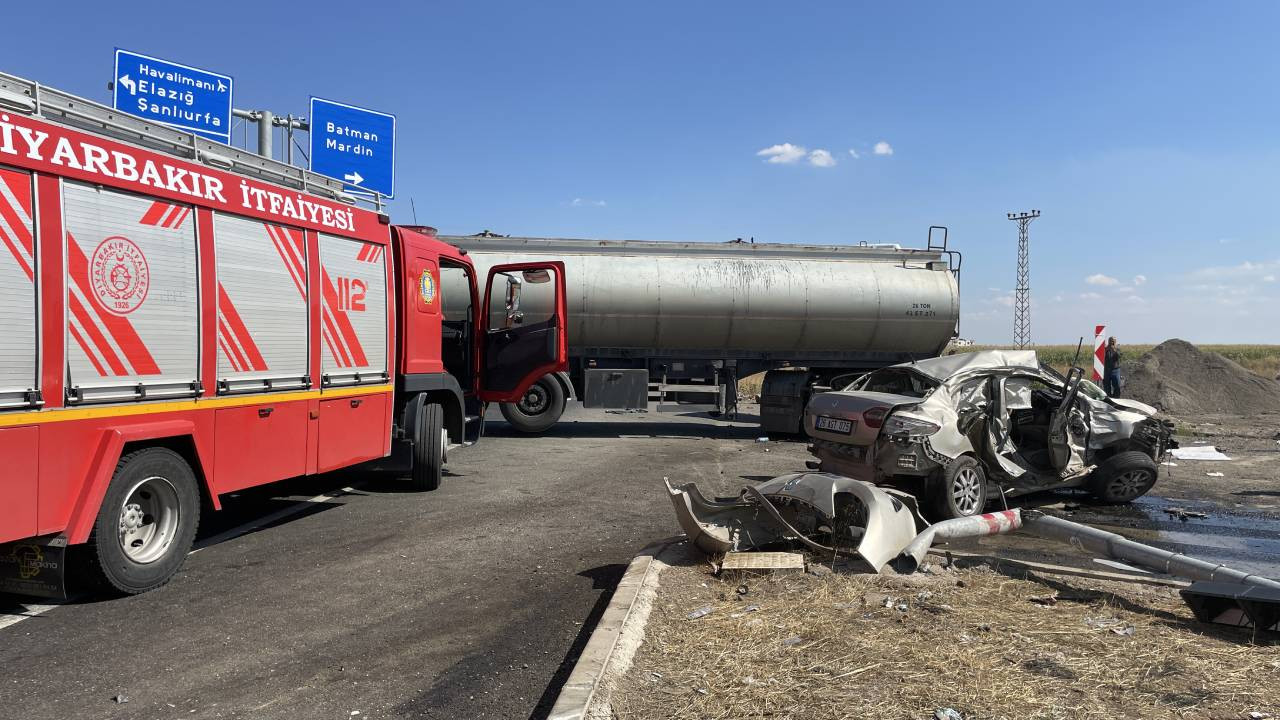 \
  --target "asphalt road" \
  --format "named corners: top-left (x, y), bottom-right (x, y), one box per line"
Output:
top-left (4, 405), bottom-right (1278, 719)
top-left (0, 406), bottom-right (803, 720)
